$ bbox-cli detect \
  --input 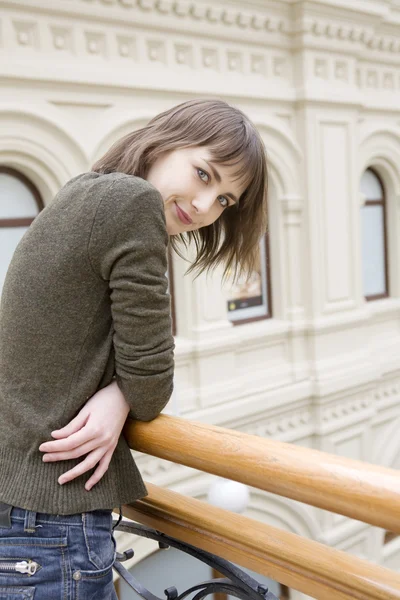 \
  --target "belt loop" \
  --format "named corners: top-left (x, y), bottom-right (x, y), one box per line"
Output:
top-left (0, 502), bottom-right (12, 529)
top-left (24, 509), bottom-right (38, 533)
